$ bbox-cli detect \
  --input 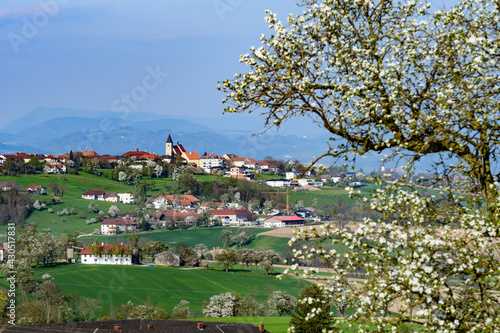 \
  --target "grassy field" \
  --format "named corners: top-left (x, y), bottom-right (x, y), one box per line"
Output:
top-left (0, 172), bottom-right (379, 238)
top-left (192, 316), bottom-right (291, 333)
top-left (79, 227), bottom-right (272, 249)
top-left (0, 173), bottom-right (138, 235)
top-left (0, 264), bottom-right (310, 319)
top-left (288, 182), bottom-right (379, 208)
